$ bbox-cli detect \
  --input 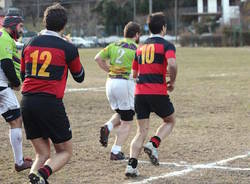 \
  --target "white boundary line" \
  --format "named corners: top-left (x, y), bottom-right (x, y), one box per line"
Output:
top-left (65, 87), bottom-right (105, 93)
top-left (128, 152), bottom-right (250, 184)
